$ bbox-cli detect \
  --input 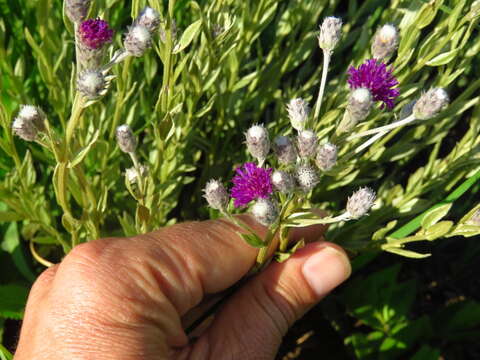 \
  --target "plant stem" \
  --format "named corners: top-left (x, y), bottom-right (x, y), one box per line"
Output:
top-left (348, 114), bottom-right (416, 140)
top-left (354, 130), bottom-right (388, 153)
top-left (65, 93), bottom-right (86, 148)
top-left (313, 50), bottom-right (331, 121)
